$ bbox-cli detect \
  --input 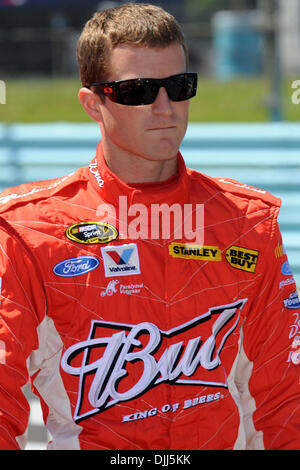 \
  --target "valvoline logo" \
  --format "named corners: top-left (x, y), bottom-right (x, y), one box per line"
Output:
top-left (101, 243), bottom-right (141, 277)
top-left (106, 248), bottom-right (134, 265)
top-left (53, 256), bottom-right (99, 277)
